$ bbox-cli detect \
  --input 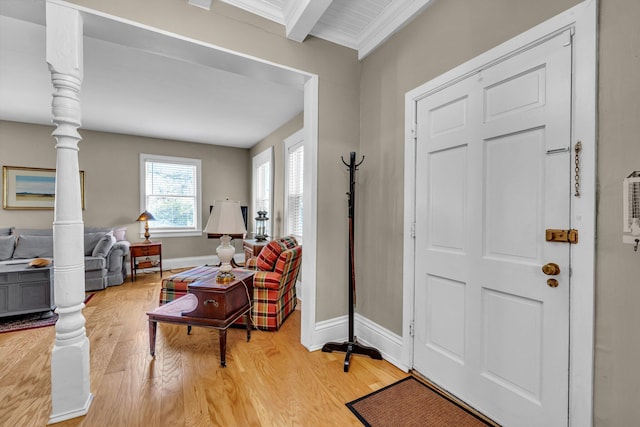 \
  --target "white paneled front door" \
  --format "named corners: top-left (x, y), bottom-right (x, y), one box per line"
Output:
top-left (414, 30), bottom-right (572, 427)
